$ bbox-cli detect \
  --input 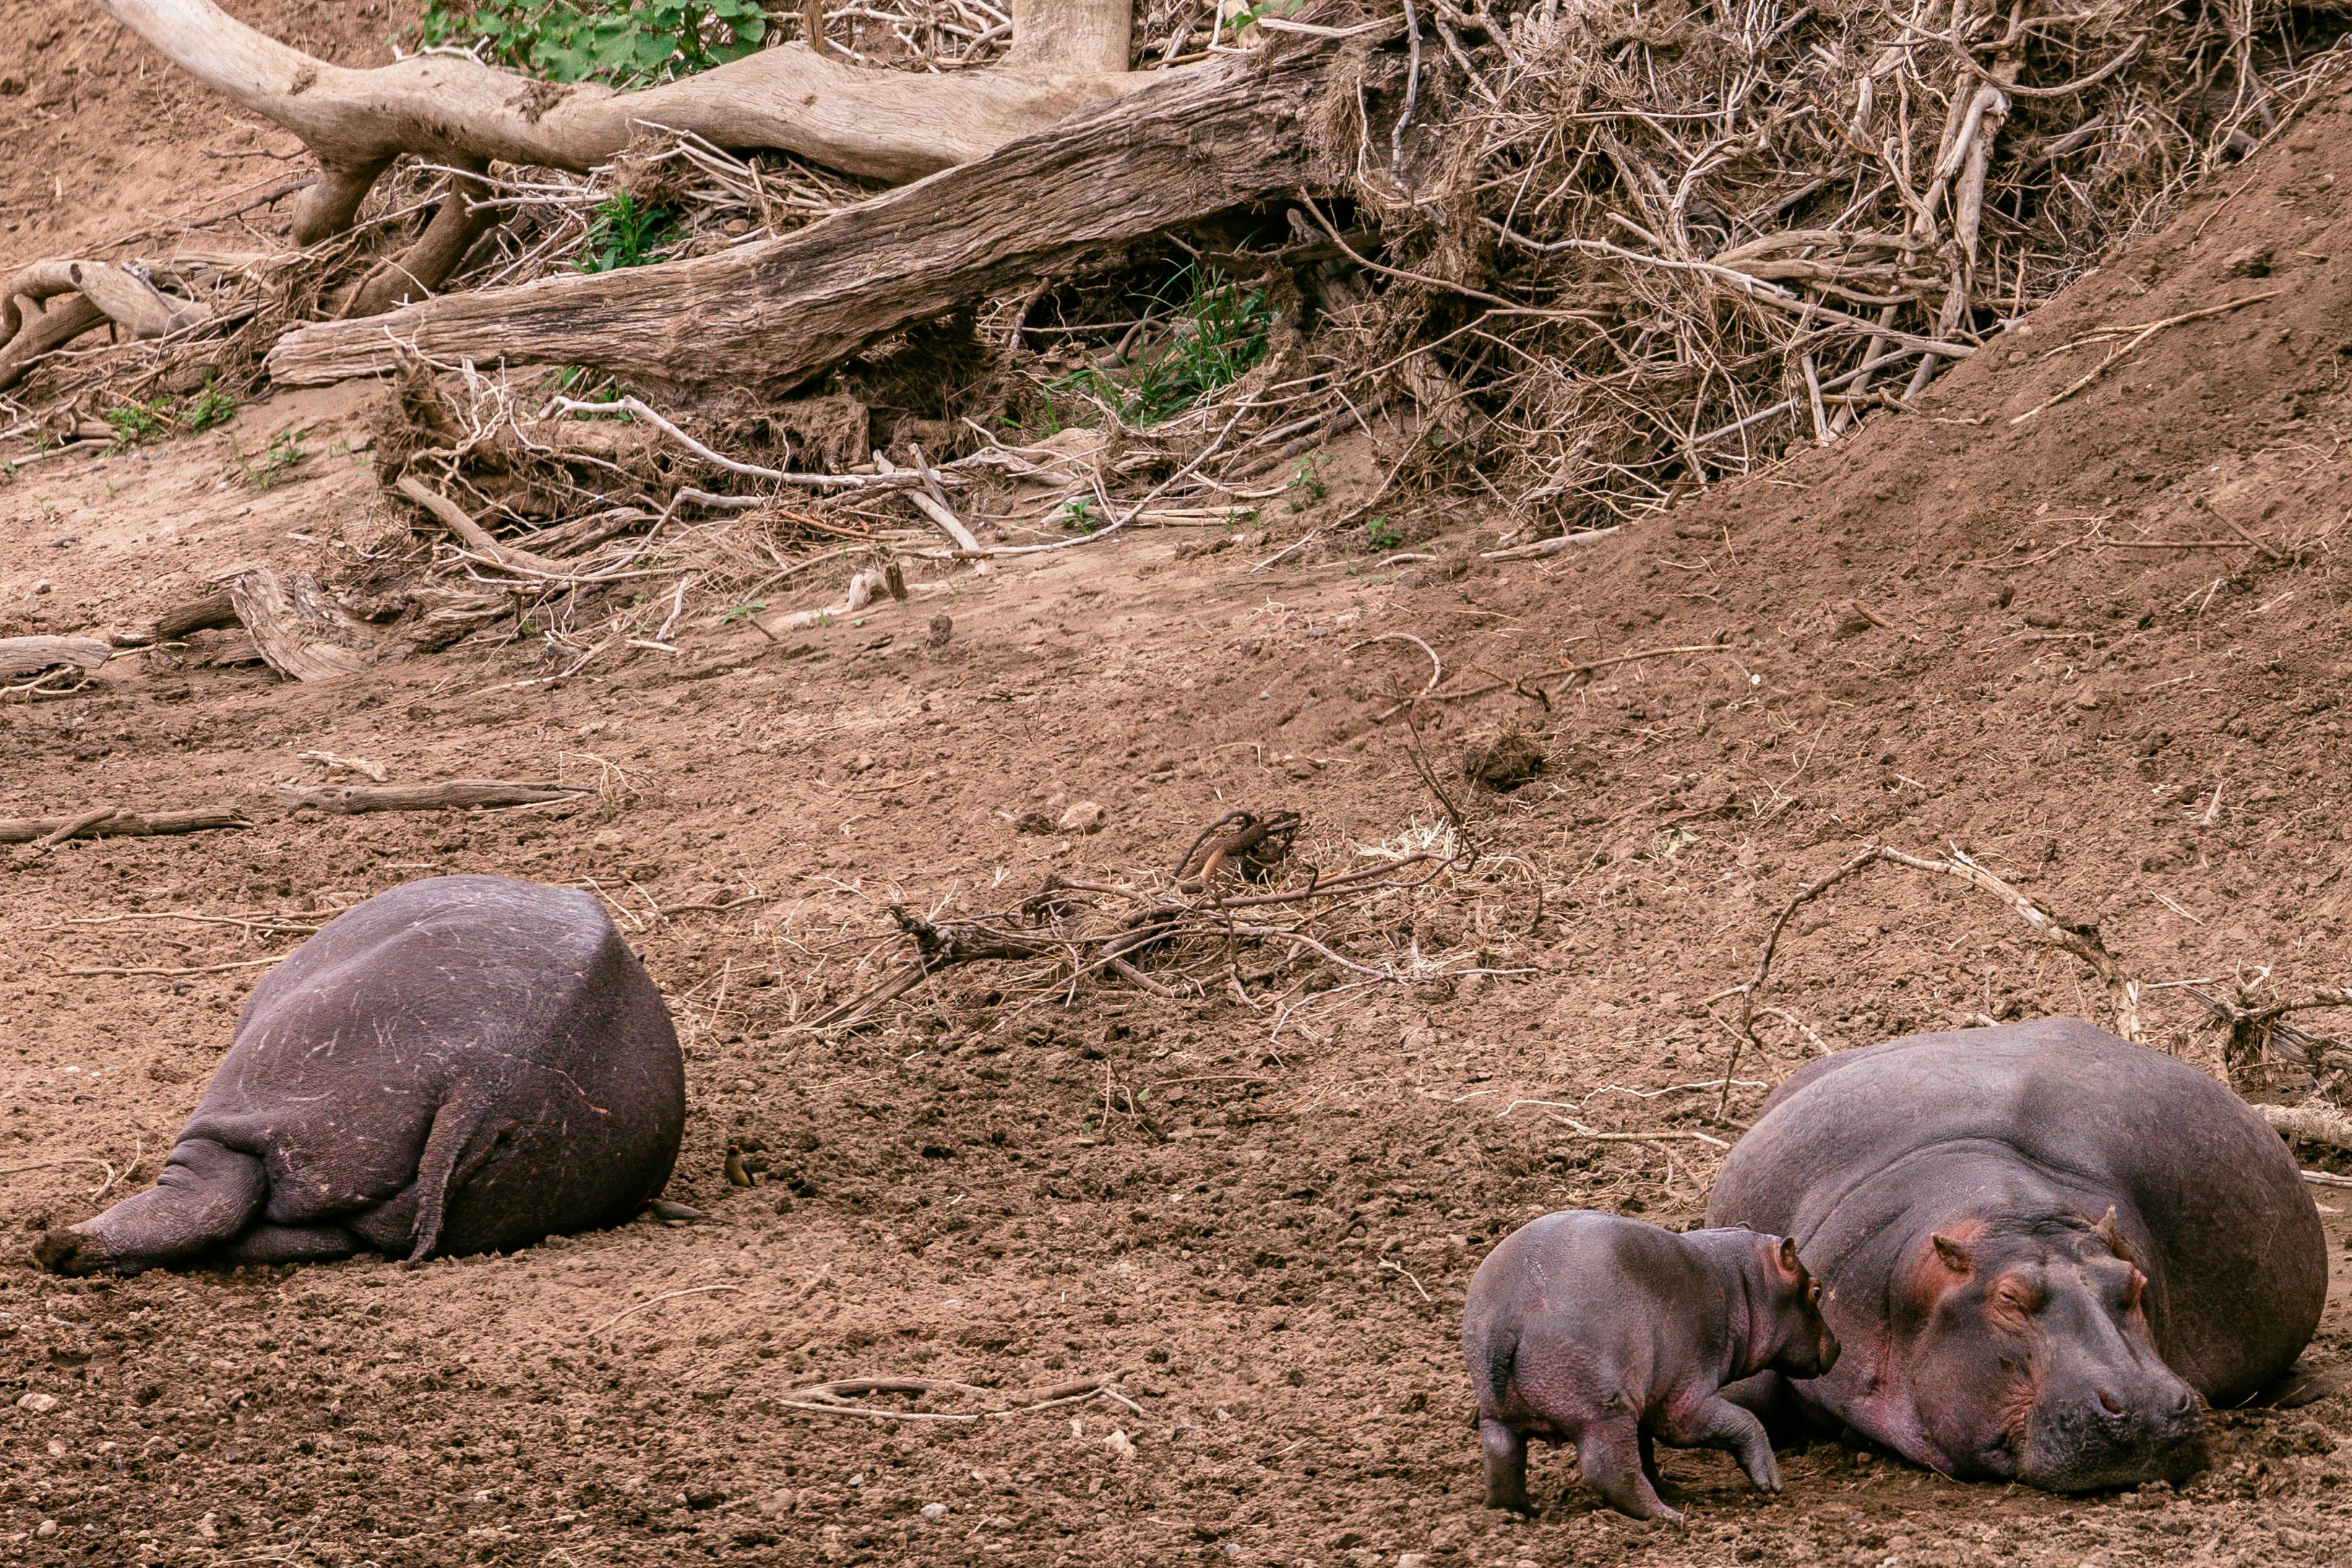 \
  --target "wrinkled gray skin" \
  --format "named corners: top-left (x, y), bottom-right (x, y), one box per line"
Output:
top-left (36, 876), bottom-right (683, 1275)
top-left (1463, 1211), bottom-right (1841, 1520)
top-left (1706, 1019), bottom-right (2327, 1492)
